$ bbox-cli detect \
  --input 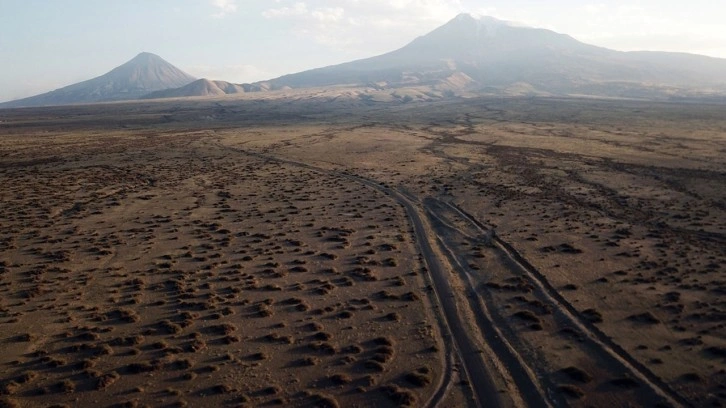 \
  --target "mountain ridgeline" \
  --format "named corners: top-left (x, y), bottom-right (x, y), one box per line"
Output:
top-left (3, 14), bottom-right (726, 108)
top-left (142, 79), bottom-right (247, 99)
top-left (257, 14), bottom-right (726, 98)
